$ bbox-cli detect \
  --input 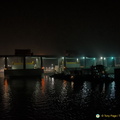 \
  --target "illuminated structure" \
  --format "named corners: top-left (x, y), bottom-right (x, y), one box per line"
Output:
top-left (0, 51), bottom-right (119, 77)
